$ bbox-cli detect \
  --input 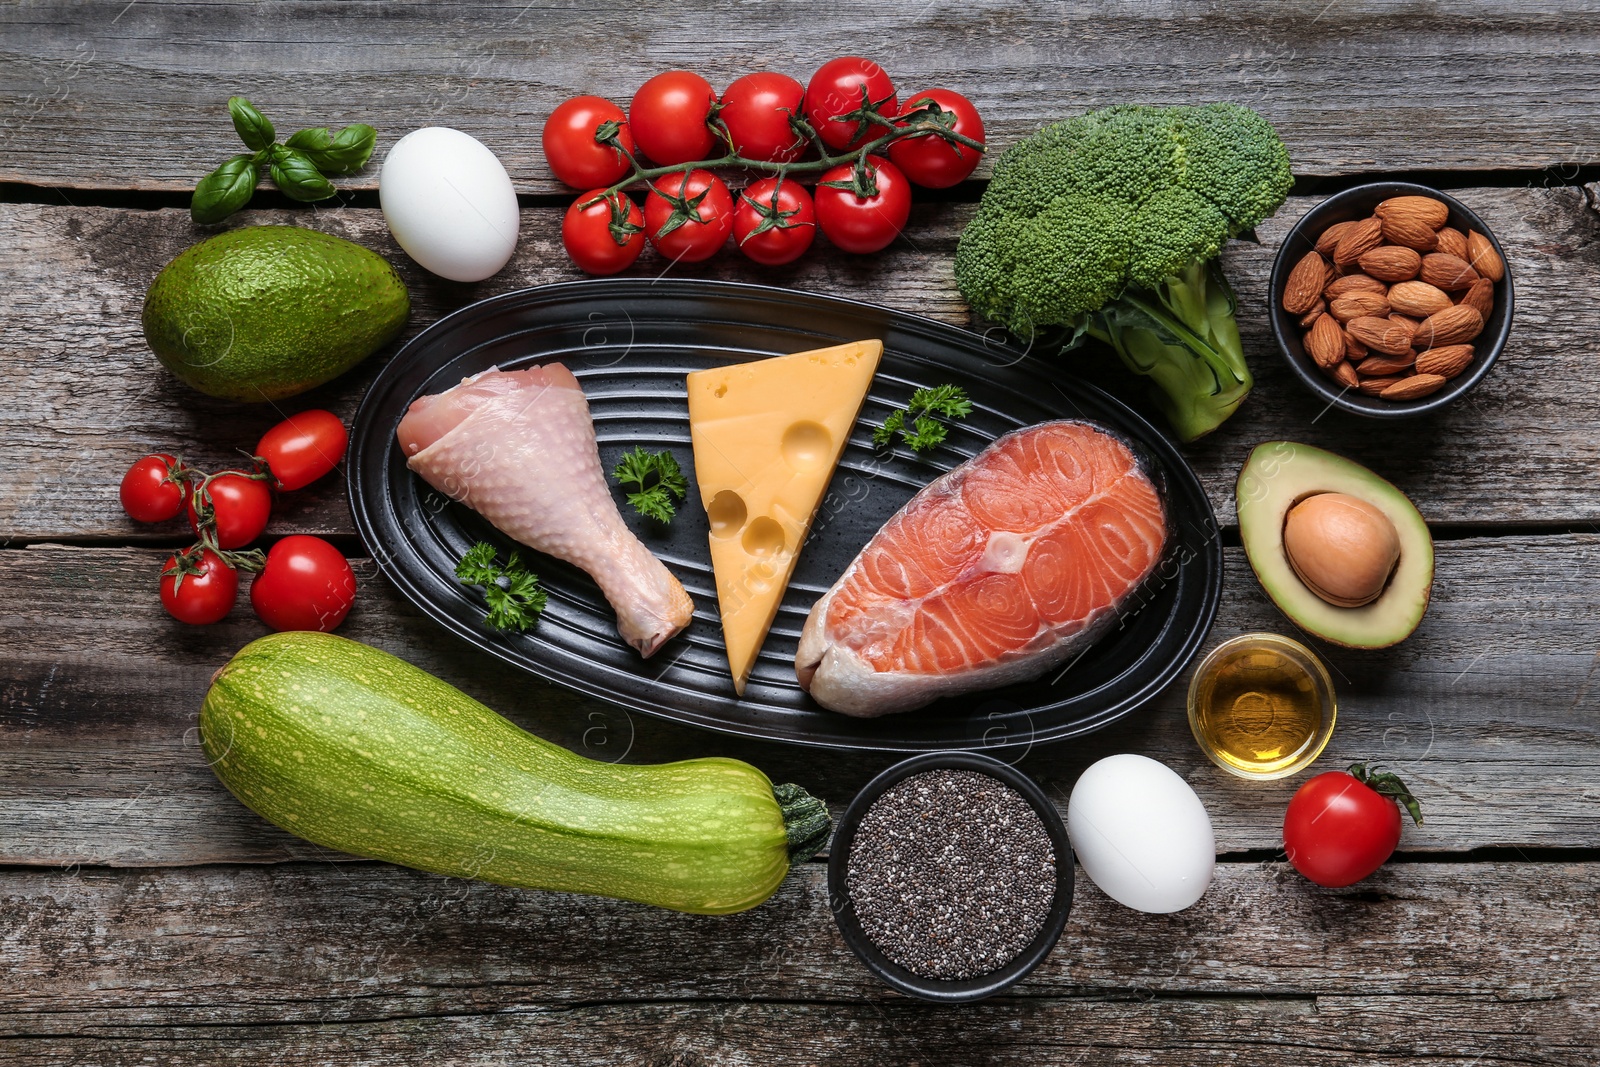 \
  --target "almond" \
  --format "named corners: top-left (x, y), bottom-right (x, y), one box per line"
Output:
top-left (1381, 213), bottom-right (1439, 251)
top-left (1358, 245), bottom-right (1422, 282)
top-left (1381, 373), bottom-right (1448, 401)
top-left (1298, 298), bottom-right (1327, 328)
top-left (1375, 196), bottom-right (1450, 229)
top-left (1357, 353), bottom-right (1417, 376)
top-left (1345, 332), bottom-right (1369, 360)
top-left (1282, 249), bottom-right (1330, 315)
top-left (1325, 273), bottom-right (1387, 299)
top-left (1329, 291), bottom-right (1390, 322)
top-left (1466, 230), bottom-right (1505, 282)
top-left (1315, 220), bottom-right (1355, 257)
top-left (1330, 360), bottom-right (1360, 389)
top-left (1419, 252), bottom-right (1479, 291)
top-left (1461, 277), bottom-right (1495, 319)
top-left (1304, 312), bottom-right (1347, 369)
top-left (1346, 315), bottom-right (1415, 356)
top-left (1332, 216), bottom-right (1384, 267)
top-left (1435, 226), bottom-right (1468, 259)
top-left (1357, 376), bottom-right (1403, 396)
top-left (1387, 280), bottom-right (1453, 318)
top-left (1415, 304), bottom-right (1484, 347)
top-left (1415, 344), bottom-right (1474, 379)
